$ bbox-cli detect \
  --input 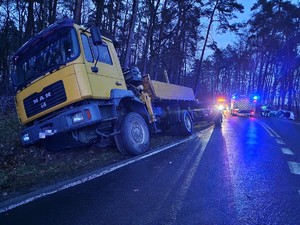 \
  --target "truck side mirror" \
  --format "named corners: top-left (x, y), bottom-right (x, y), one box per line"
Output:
top-left (90, 26), bottom-right (102, 46)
